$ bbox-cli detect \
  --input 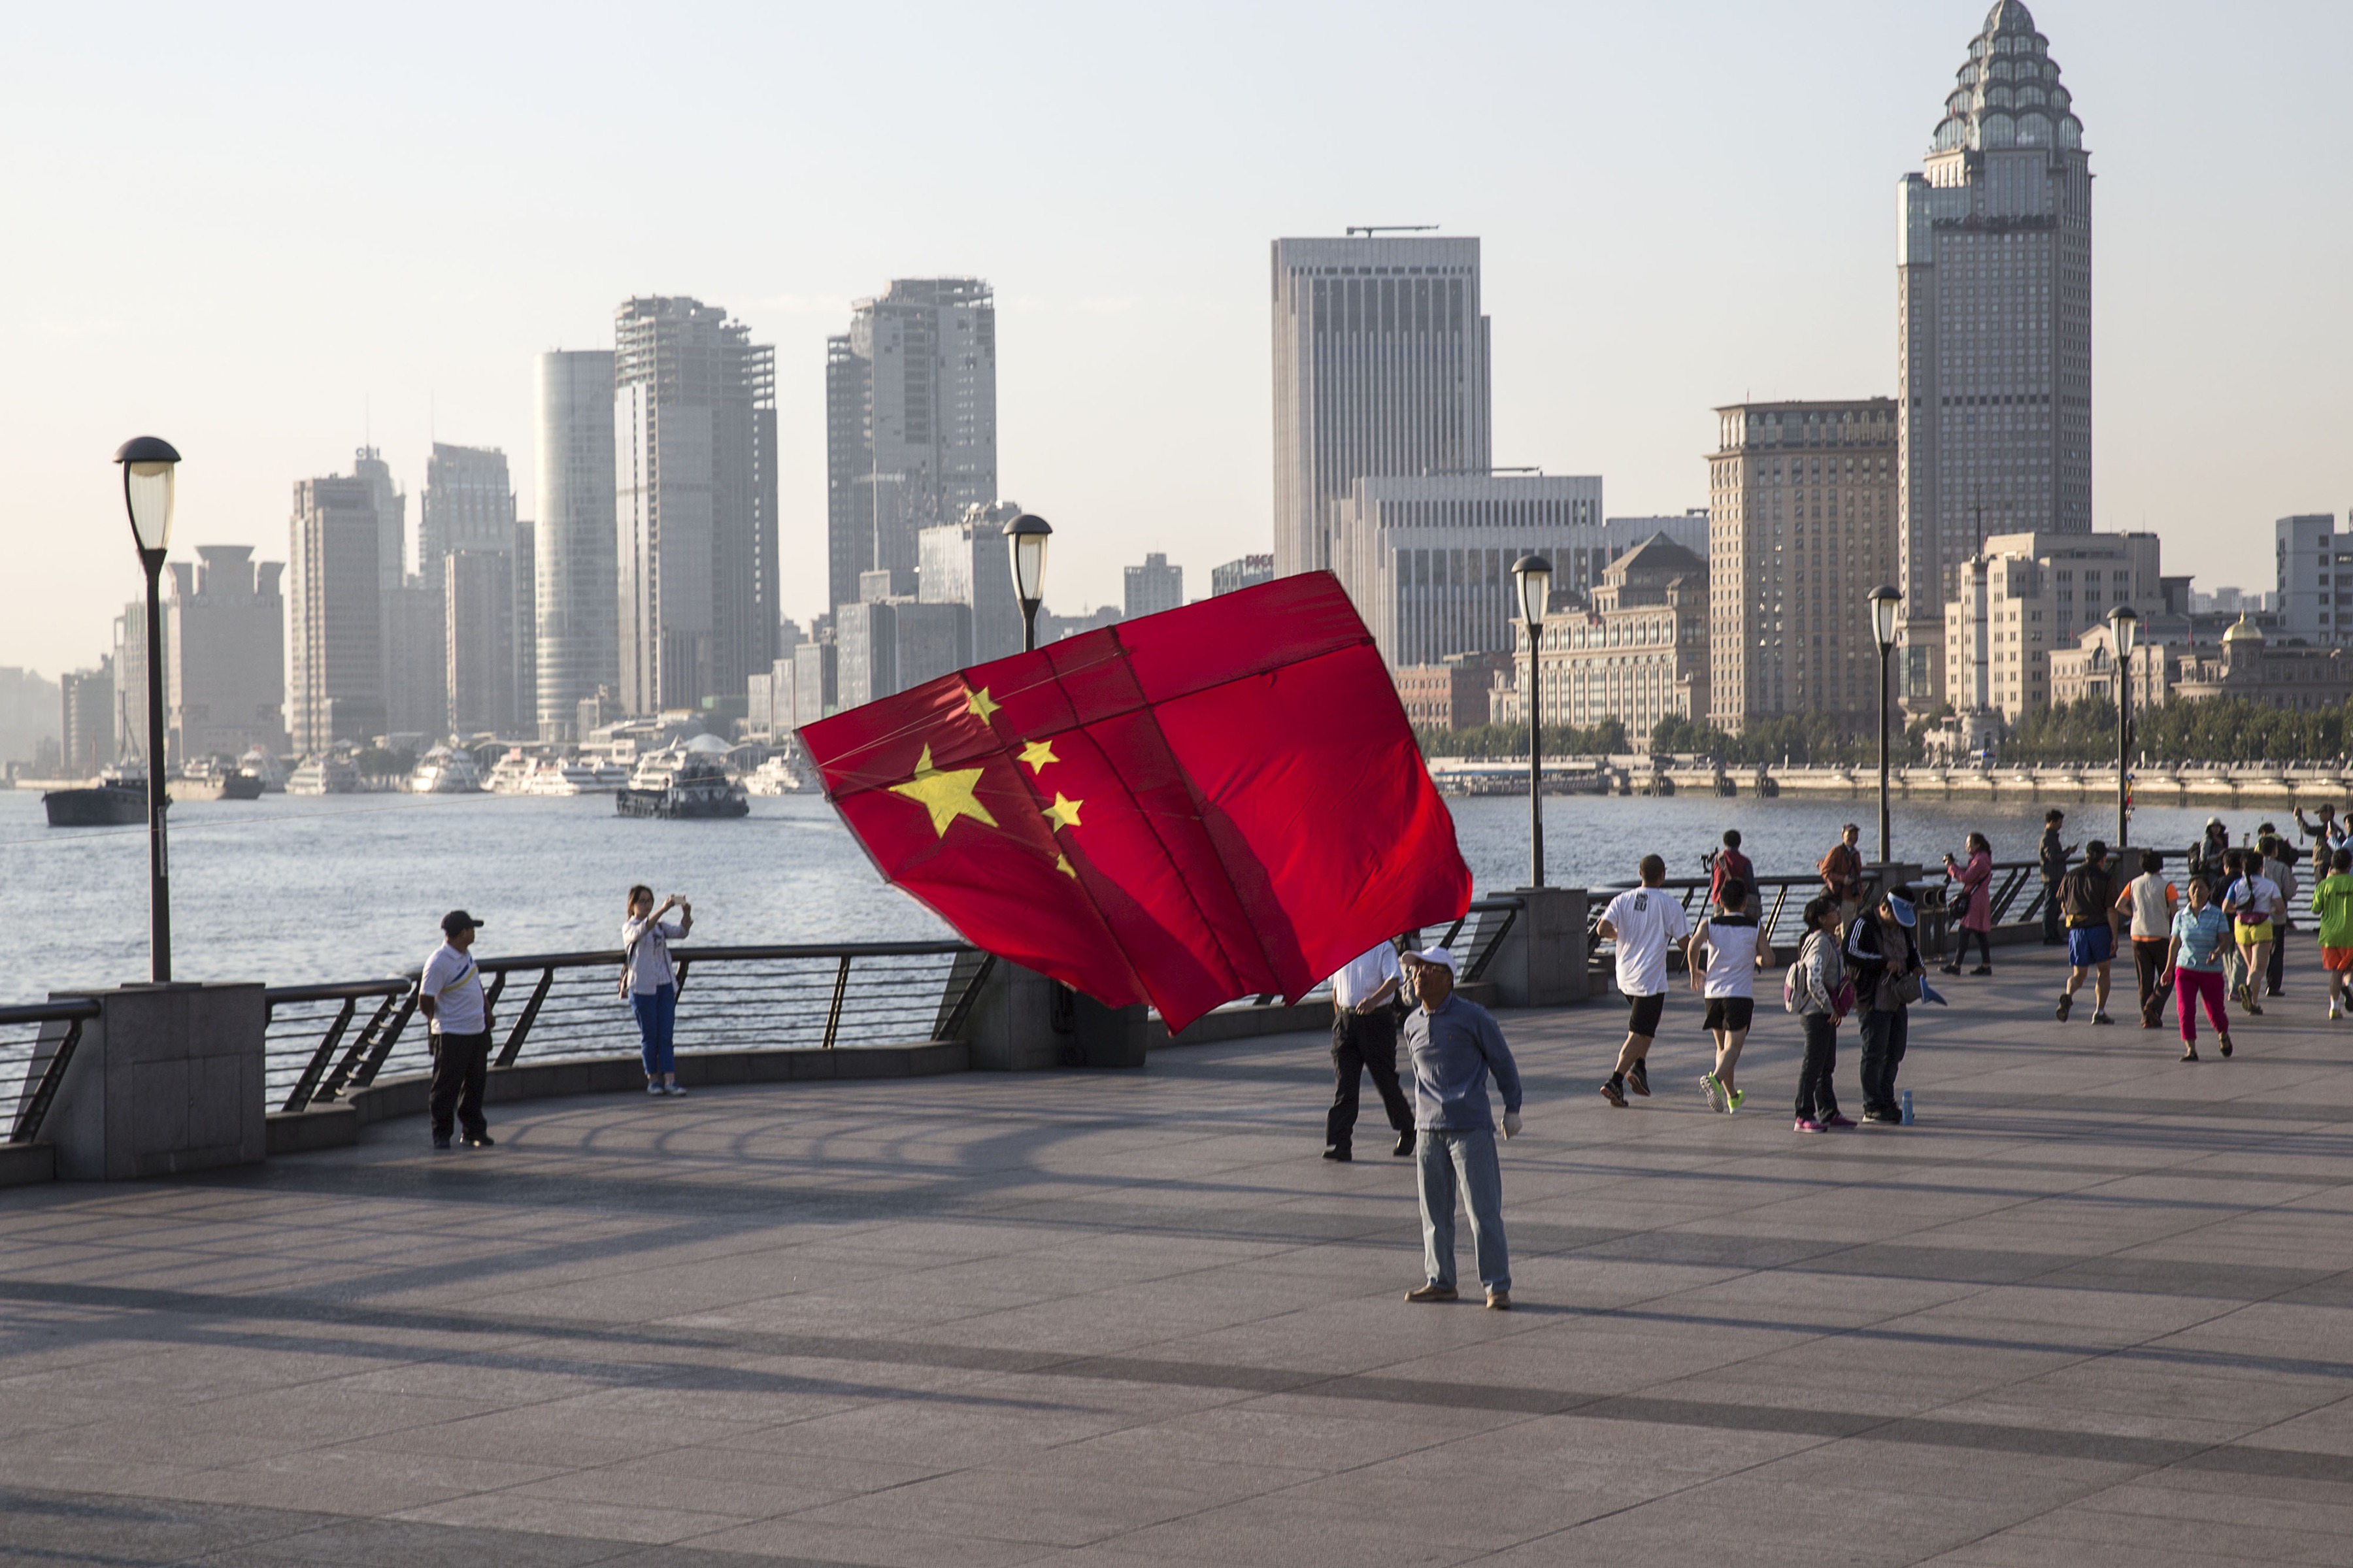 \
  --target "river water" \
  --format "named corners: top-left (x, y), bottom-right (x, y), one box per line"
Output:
top-left (0, 786), bottom-right (2274, 1003)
